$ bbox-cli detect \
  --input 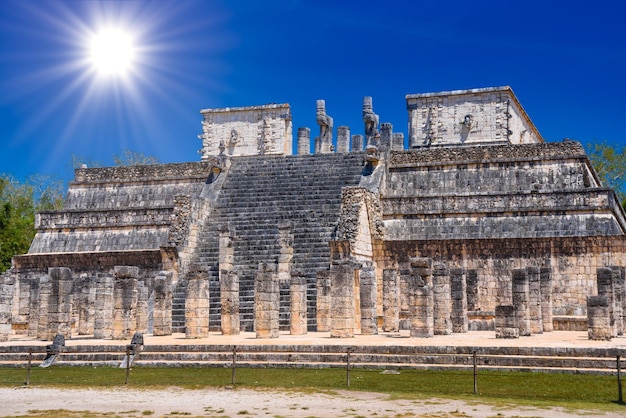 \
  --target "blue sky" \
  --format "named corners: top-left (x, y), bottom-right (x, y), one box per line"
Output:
top-left (1, 0), bottom-right (625, 181)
